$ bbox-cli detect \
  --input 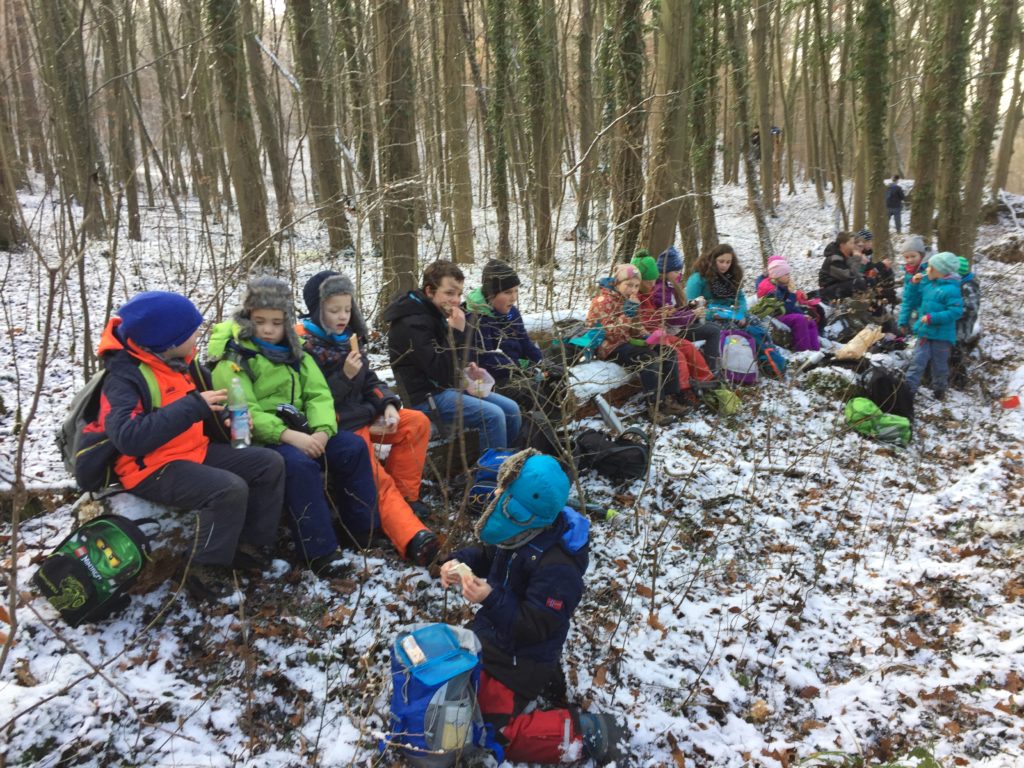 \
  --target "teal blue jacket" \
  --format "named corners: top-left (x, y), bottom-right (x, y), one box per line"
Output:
top-left (910, 275), bottom-right (964, 344)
